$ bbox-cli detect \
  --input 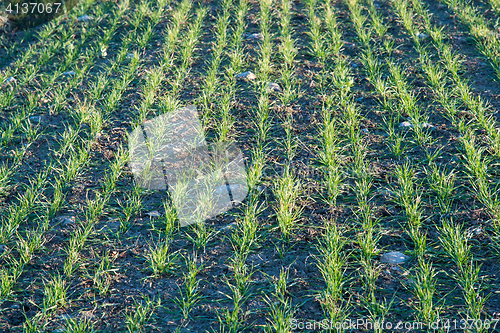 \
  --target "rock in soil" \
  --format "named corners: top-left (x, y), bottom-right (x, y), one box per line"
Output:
top-left (63, 71), bottom-right (77, 77)
top-left (422, 122), bottom-right (435, 130)
top-left (29, 115), bottom-right (51, 124)
top-left (145, 211), bottom-right (161, 218)
top-left (219, 221), bottom-right (238, 233)
top-left (380, 251), bottom-right (409, 264)
top-left (267, 82), bottom-right (282, 92)
top-left (235, 71), bottom-right (257, 80)
top-left (246, 33), bottom-right (264, 41)
top-left (77, 15), bottom-right (93, 22)
top-left (54, 216), bottom-right (76, 225)
top-left (4, 76), bottom-right (16, 84)
top-left (399, 121), bottom-right (413, 129)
